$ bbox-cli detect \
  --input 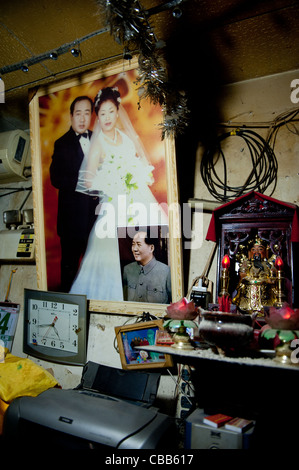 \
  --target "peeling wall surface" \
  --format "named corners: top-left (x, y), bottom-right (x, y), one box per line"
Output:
top-left (0, 69), bottom-right (298, 396)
